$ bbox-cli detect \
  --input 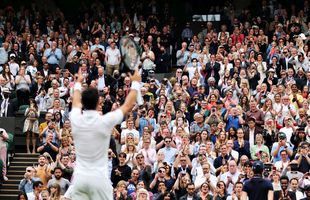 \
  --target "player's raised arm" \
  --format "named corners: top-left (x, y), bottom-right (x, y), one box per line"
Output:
top-left (120, 69), bottom-right (141, 114)
top-left (72, 68), bottom-right (84, 109)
